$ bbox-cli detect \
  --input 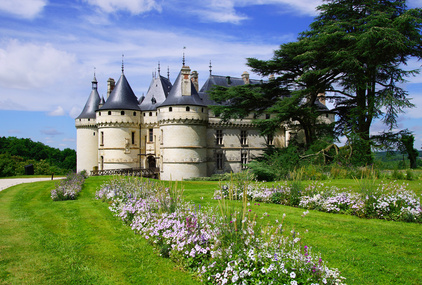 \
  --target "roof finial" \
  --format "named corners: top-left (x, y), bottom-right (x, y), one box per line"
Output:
top-left (158, 61), bottom-right (161, 76)
top-left (121, 54), bottom-right (124, 74)
top-left (94, 66), bottom-right (96, 77)
top-left (167, 66), bottom-right (170, 80)
top-left (209, 60), bottom-right (212, 76)
top-left (183, 46), bottom-right (186, 66)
